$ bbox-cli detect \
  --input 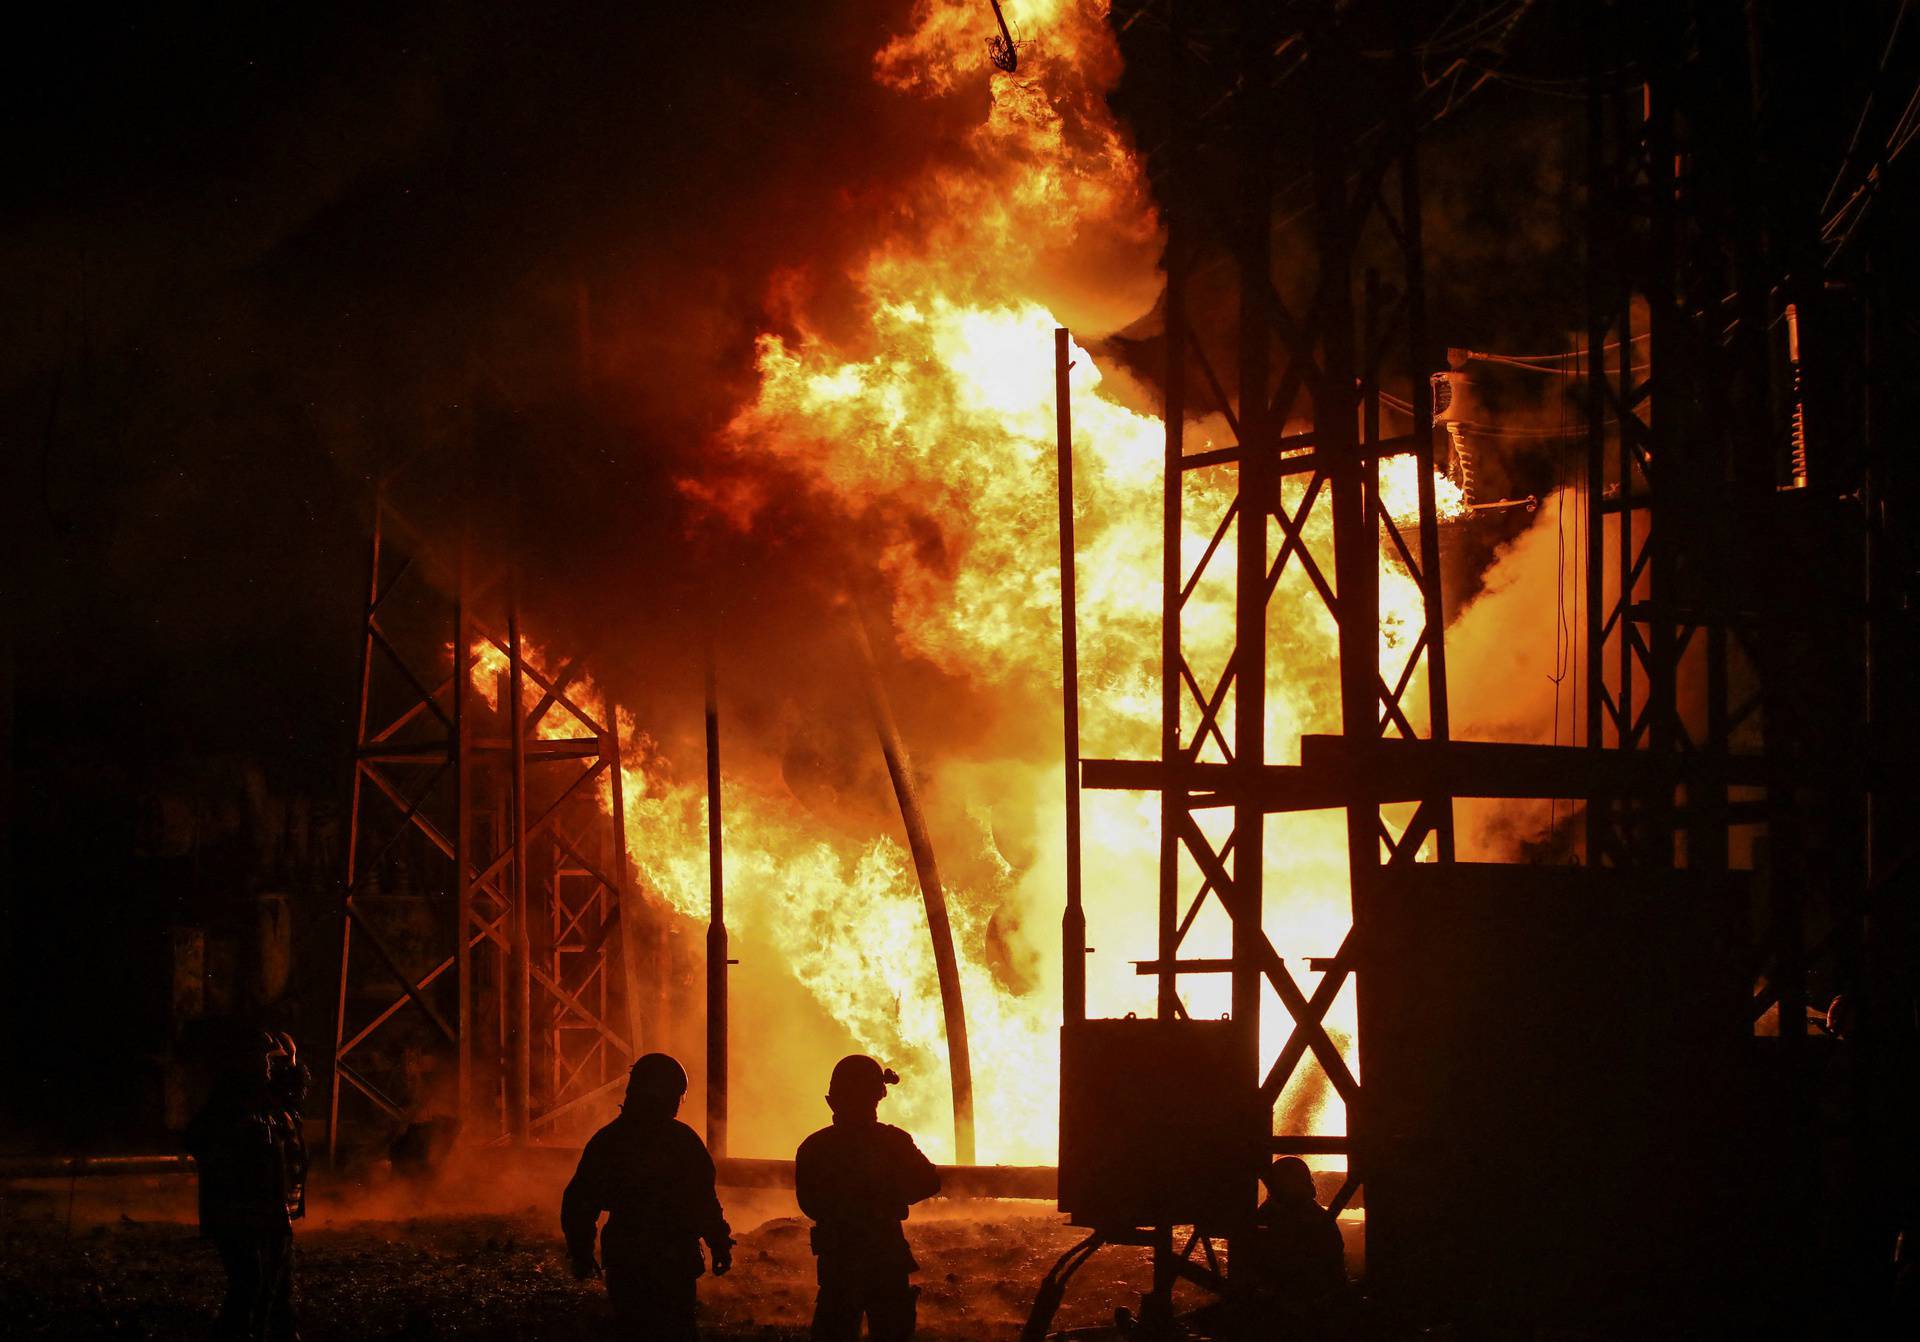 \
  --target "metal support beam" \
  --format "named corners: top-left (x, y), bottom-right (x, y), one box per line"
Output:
top-left (330, 464), bottom-right (647, 1156)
